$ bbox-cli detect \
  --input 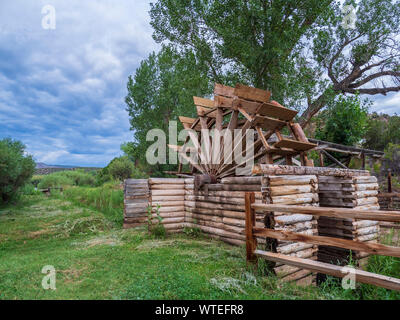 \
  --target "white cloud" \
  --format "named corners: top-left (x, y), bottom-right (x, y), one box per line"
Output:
top-left (0, 0), bottom-right (158, 166)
